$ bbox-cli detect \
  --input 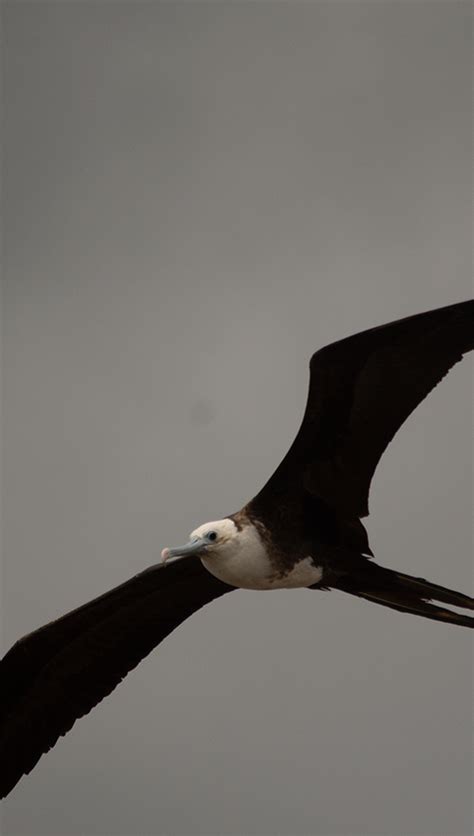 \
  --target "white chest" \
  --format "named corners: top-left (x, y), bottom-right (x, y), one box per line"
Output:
top-left (200, 523), bottom-right (323, 590)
